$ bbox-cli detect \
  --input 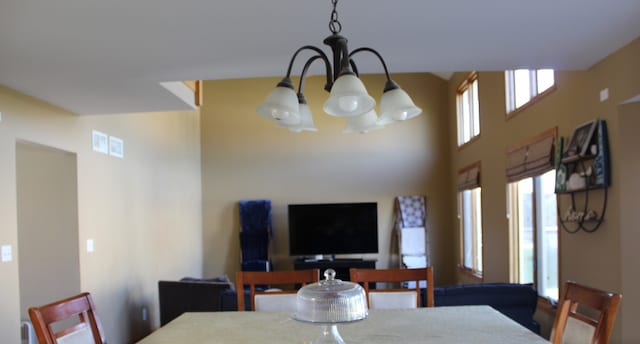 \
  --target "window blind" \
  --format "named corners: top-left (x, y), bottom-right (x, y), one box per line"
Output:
top-left (458, 164), bottom-right (480, 191)
top-left (506, 133), bottom-right (555, 182)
